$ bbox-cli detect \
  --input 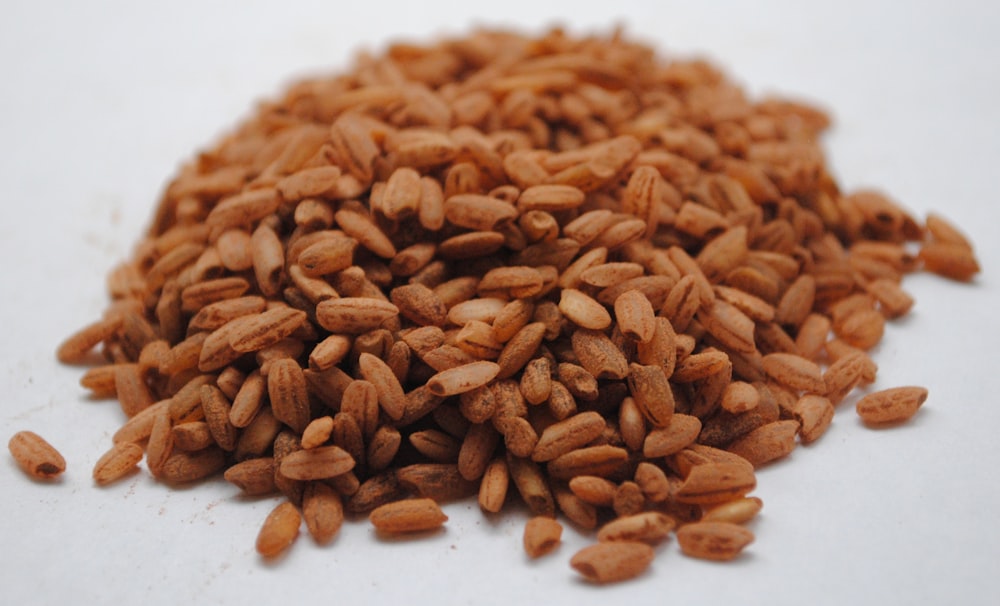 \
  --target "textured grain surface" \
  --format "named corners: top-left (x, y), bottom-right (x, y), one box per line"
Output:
top-left (39, 25), bottom-right (981, 585)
